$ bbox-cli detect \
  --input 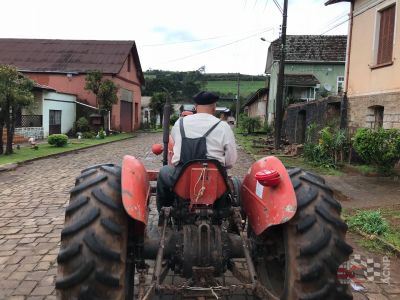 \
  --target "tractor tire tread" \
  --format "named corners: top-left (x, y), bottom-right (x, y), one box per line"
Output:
top-left (56, 260), bottom-right (95, 289)
top-left (61, 208), bottom-right (100, 237)
top-left (101, 218), bottom-right (122, 236)
top-left (70, 174), bottom-right (108, 194)
top-left (83, 231), bottom-right (121, 261)
top-left (65, 196), bottom-right (89, 215)
top-left (57, 164), bottom-right (129, 300)
top-left (92, 187), bottom-right (123, 211)
top-left (57, 243), bottom-right (82, 263)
